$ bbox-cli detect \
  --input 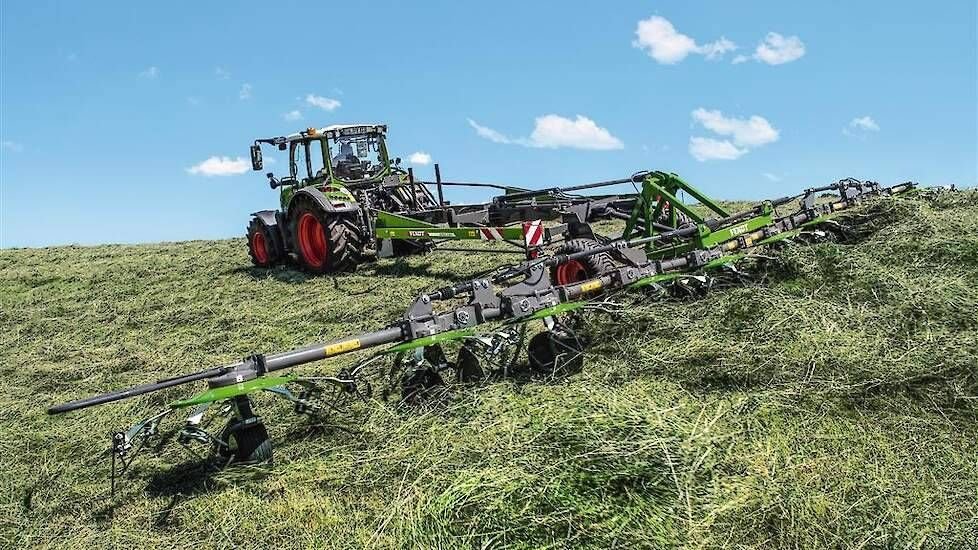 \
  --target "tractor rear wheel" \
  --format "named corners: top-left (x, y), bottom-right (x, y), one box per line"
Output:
top-left (291, 197), bottom-right (365, 273)
top-left (551, 238), bottom-right (616, 286)
top-left (247, 218), bottom-right (283, 267)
